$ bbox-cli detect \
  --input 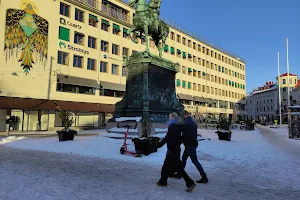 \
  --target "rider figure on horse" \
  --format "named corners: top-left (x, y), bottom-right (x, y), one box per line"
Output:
top-left (147, 0), bottom-right (161, 32)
